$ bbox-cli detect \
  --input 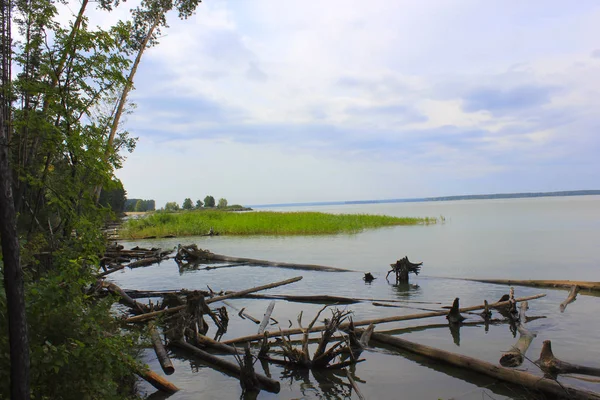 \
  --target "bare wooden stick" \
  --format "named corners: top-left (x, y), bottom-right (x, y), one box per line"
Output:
top-left (223, 293), bottom-right (546, 345)
top-left (560, 285), bottom-right (579, 312)
top-left (370, 332), bottom-right (600, 400)
top-left (126, 276), bottom-right (303, 323)
top-left (149, 324), bottom-right (174, 375)
top-left (258, 301), bottom-right (276, 334)
top-left (536, 340), bottom-right (600, 377)
top-left (172, 340), bottom-right (280, 393)
top-left (221, 292), bottom-right (443, 305)
top-left (194, 333), bottom-right (239, 354)
top-left (499, 301), bottom-right (535, 367)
